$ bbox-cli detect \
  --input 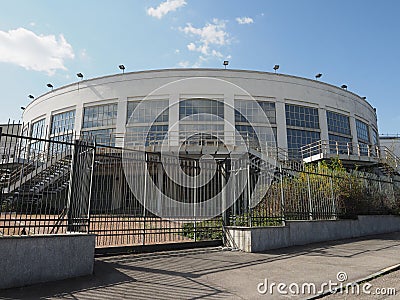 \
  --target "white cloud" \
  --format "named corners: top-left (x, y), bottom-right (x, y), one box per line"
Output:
top-left (79, 49), bottom-right (88, 59)
top-left (187, 42), bottom-right (196, 51)
top-left (0, 27), bottom-right (74, 75)
top-left (236, 17), bottom-right (254, 25)
top-left (147, 0), bottom-right (186, 19)
top-left (178, 60), bottom-right (190, 67)
top-left (211, 49), bottom-right (223, 58)
top-left (175, 49), bottom-right (180, 53)
top-left (29, 22), bottom-right (36, 27)
top-left (180, 19), bottom-right (229, 59)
